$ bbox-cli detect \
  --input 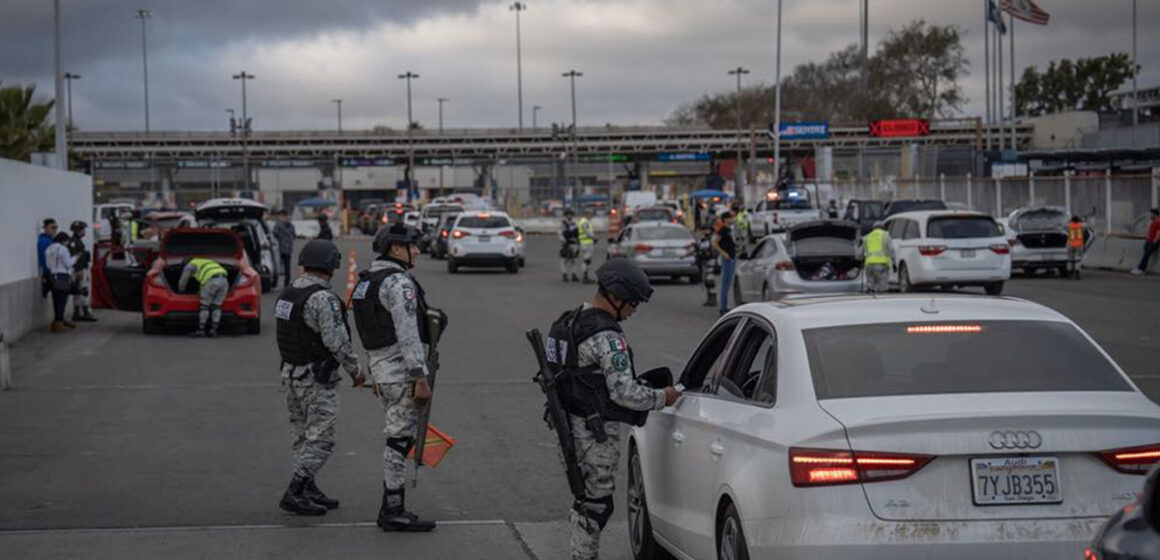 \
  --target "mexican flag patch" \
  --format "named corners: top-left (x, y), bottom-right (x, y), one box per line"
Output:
top-left (608, 336), bottom-right (628, 352)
